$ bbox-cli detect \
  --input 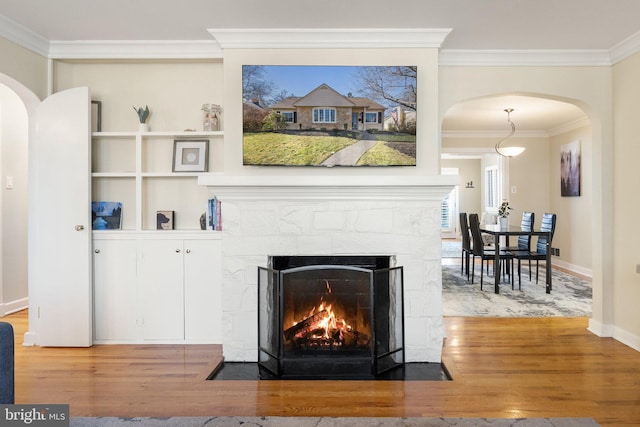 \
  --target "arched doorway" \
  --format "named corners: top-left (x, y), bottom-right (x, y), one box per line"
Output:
top-left (440, 94), bottom-right (594, 316)
top-left (0, 74), bottom-right (39, 319)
